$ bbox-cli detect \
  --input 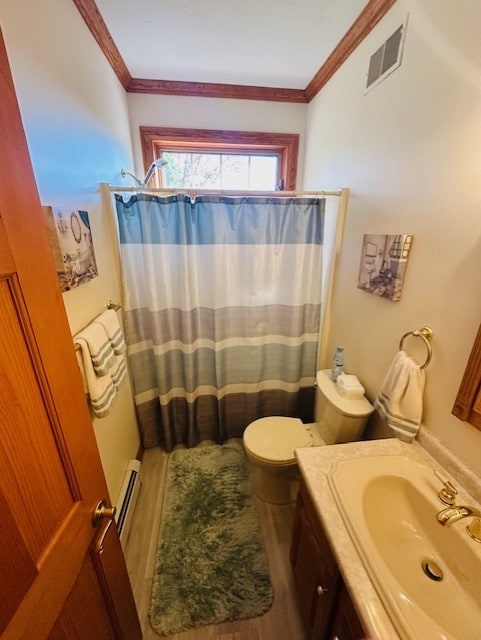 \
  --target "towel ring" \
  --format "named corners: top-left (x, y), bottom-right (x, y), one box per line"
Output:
top-left (399, 326), bottom-right (433, 369)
